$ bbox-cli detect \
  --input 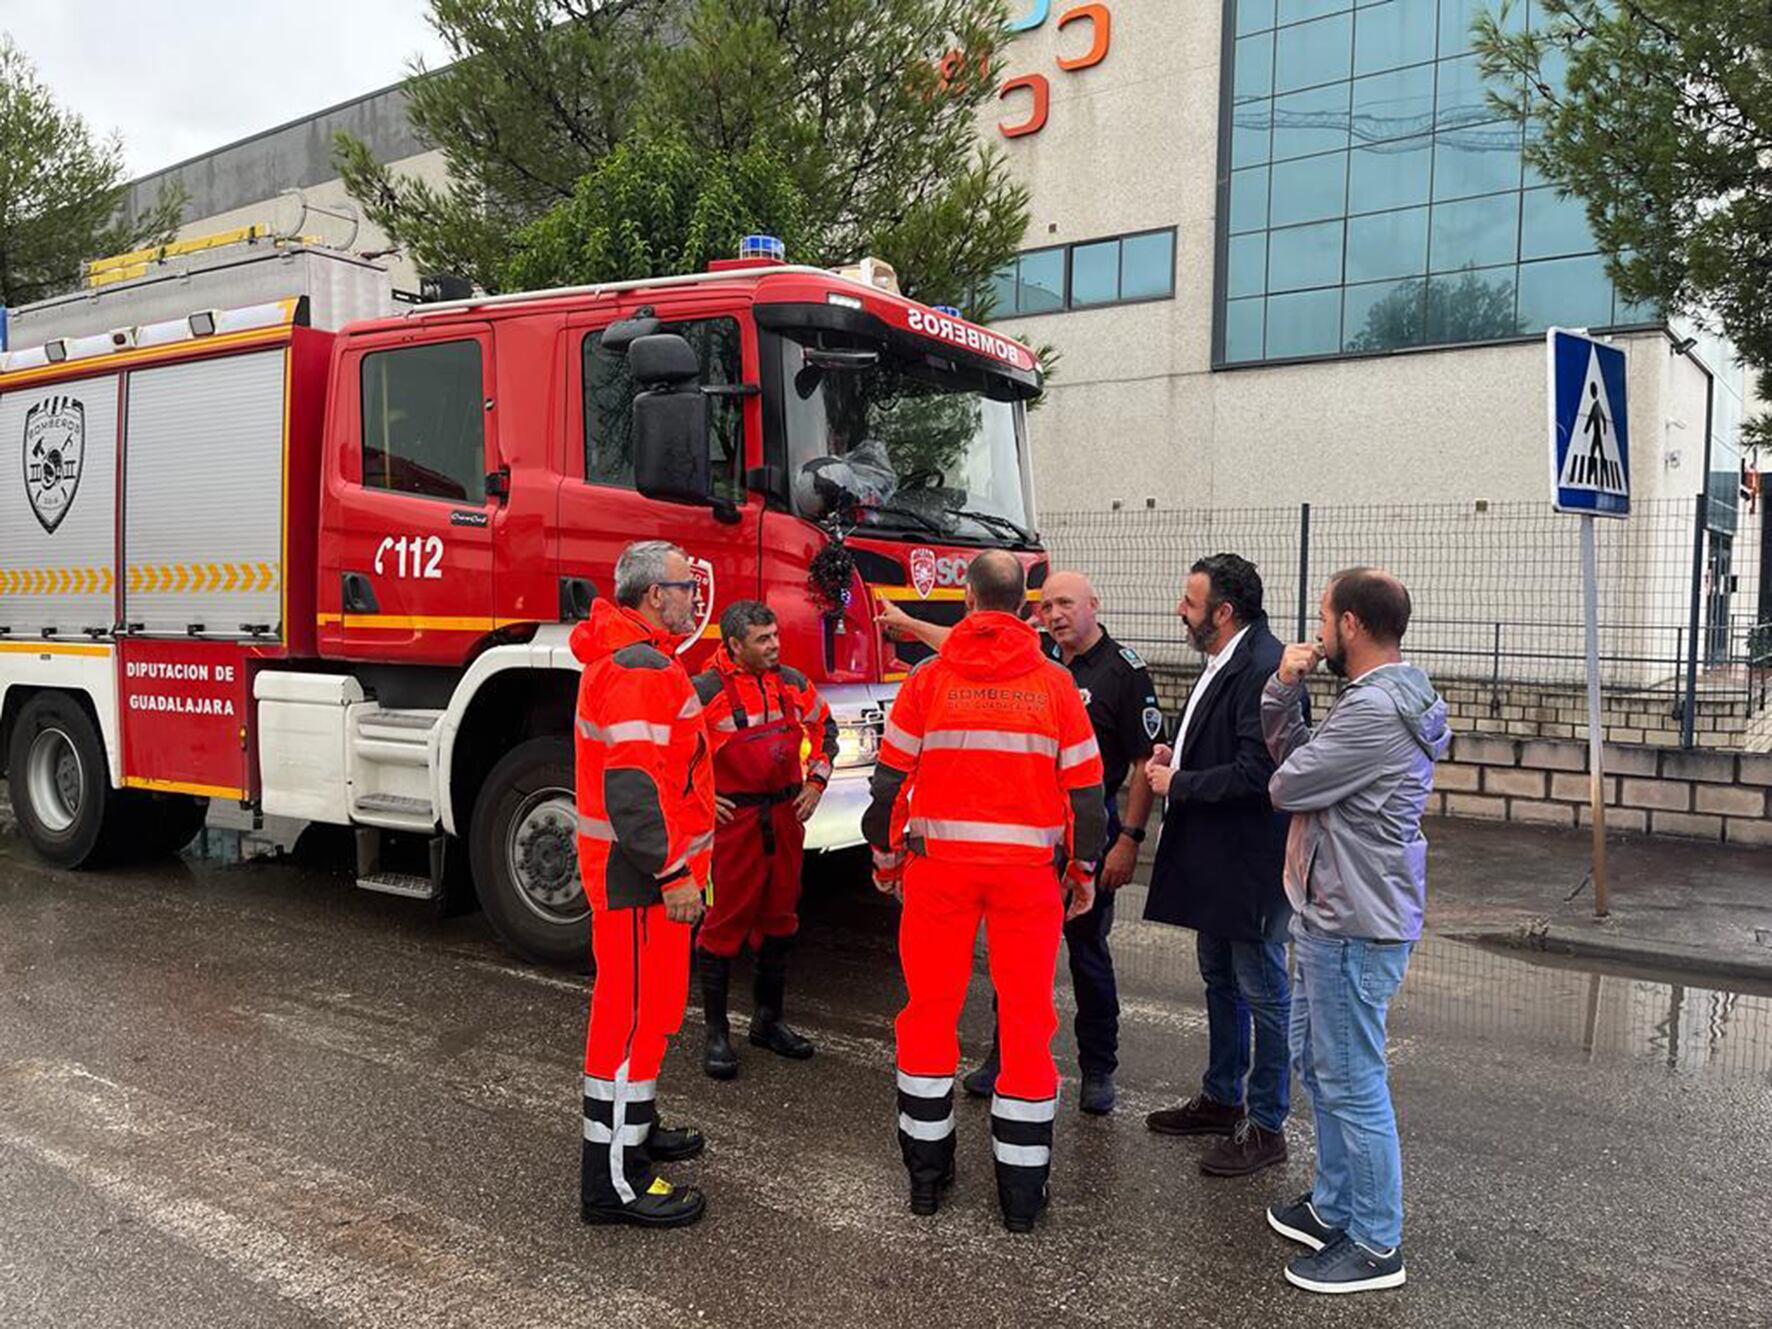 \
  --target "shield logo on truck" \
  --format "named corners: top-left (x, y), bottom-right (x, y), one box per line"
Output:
top-left (675, 556), bottom-right (717, 656)
top-left (909, 547), bottom-right (937, 599)
top-left (22, 395), bottom-right (85, 535)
